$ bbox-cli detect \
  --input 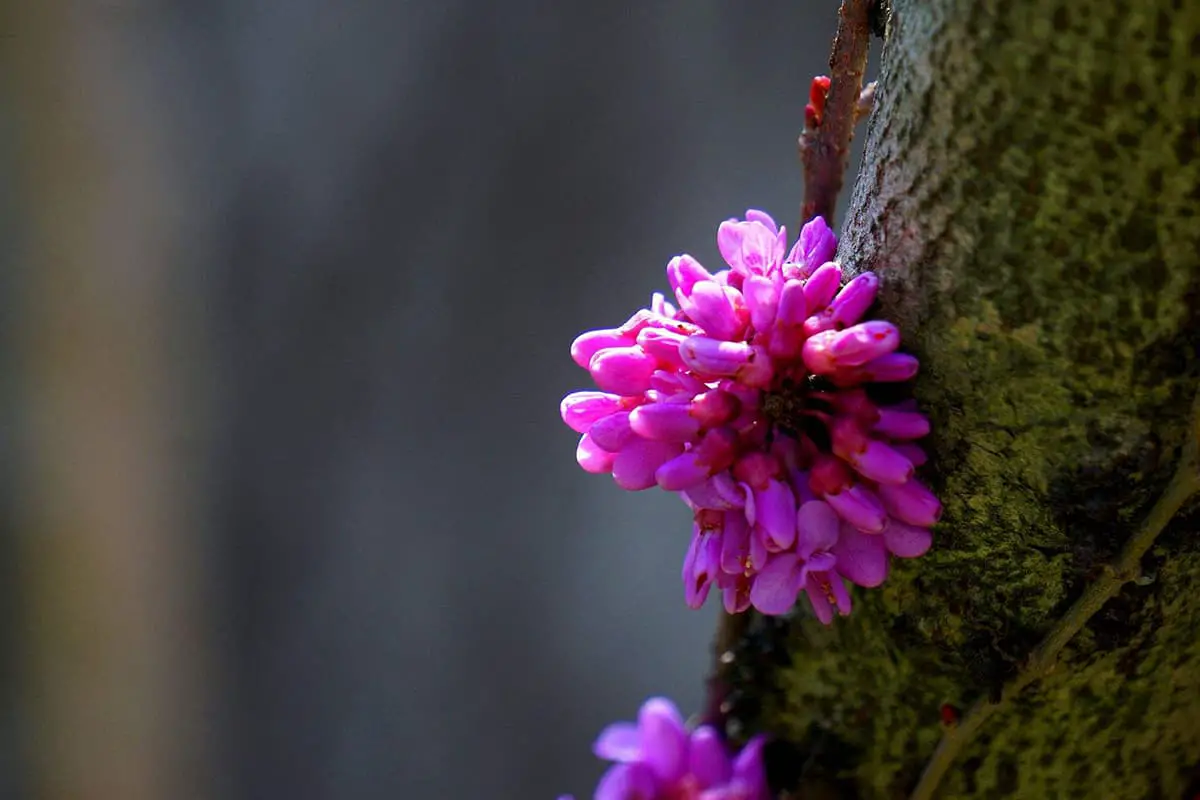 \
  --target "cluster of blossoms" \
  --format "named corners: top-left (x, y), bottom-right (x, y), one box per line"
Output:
top-left (560, 211), bottom-right (940, 621)
top-left (559, 697), bottom-right (769, 800)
